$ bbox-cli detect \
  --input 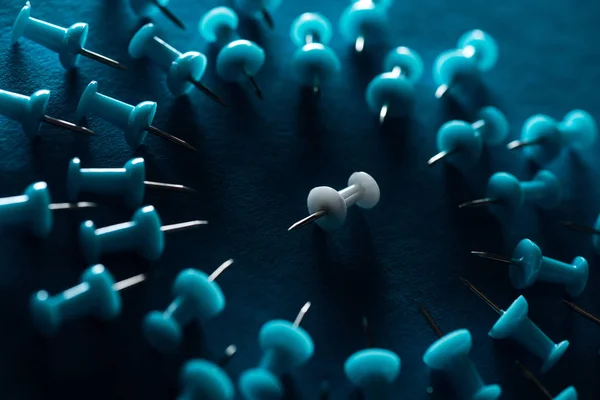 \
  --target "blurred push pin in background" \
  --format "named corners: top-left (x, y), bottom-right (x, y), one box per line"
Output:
top-left (233, 0), bottom-right (280, 29)
top-left (339, 0), bottom-right (389, 53)
top-left (129, 0), bottom-right (186, 30)
top-left (517, 361), bottom-right (578, 400)
top-left (178, 345), bottom-right (238, 400)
